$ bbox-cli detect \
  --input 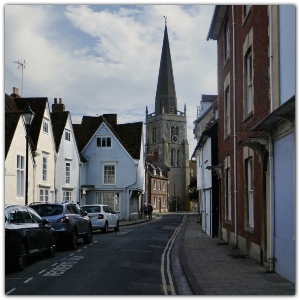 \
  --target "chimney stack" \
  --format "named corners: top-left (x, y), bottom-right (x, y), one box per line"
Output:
top-left (52, 98), bottom-right (65, 112)
top-left (103, 114), bottom-right (117, 125)
top-left (11, 87), bottom-right (20, 98)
